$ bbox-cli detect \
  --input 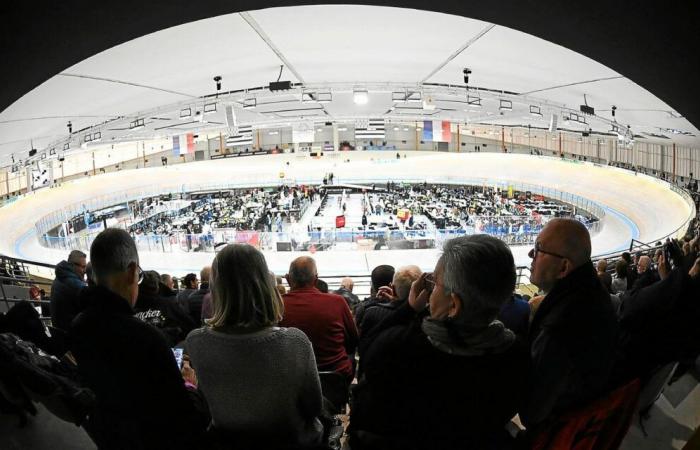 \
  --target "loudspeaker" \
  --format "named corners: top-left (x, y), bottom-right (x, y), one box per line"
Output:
top-left (225, 105), bottom-right (237, 134)
top-left (28, 149), bottom-right (37, 157)
top-left (548, 114), bottom-right (558, 132)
